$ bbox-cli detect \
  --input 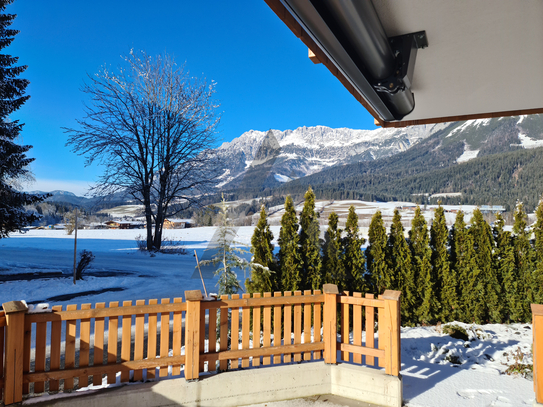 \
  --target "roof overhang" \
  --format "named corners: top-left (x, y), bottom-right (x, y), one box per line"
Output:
top-left (264, 0), bottom-right (543, 128)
